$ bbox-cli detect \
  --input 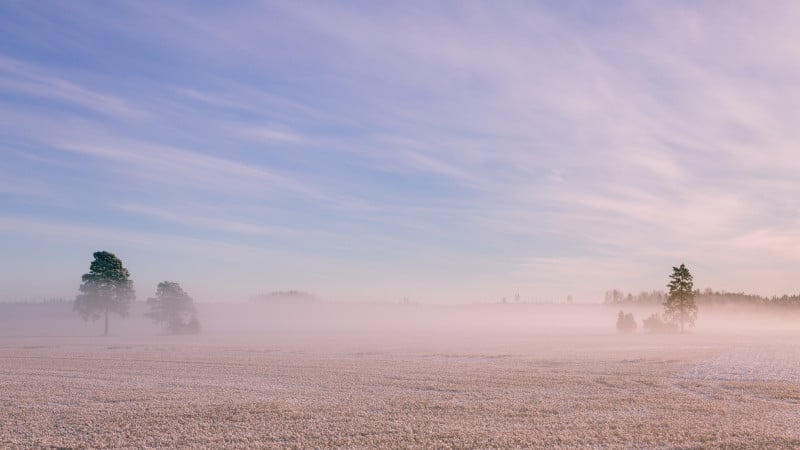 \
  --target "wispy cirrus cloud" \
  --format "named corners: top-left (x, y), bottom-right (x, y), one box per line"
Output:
top-left (232, 123), bottom-right (306, 144)
top-left (57, 140), bottom-right (296, 193)
top-left (0, 56), bottom-right (144, 118)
